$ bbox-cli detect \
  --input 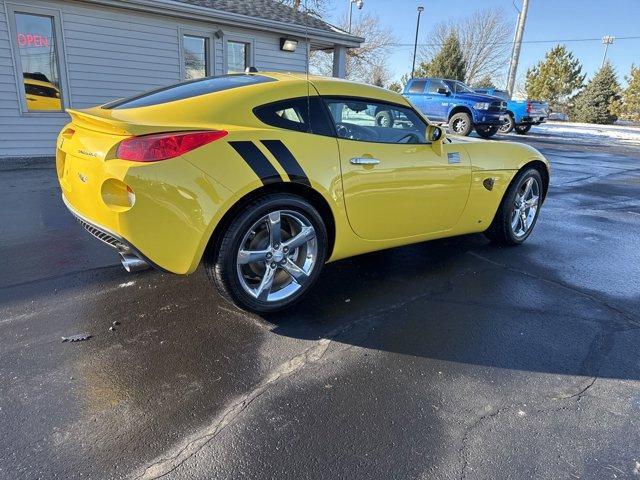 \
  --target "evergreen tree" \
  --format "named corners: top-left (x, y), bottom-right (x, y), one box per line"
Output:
top-left (616, 64), bottom-right (640, 122)
top-left (426, 33), bottom-right (466, 80)
top-left (573, 62), bottom-right (621, 124)
top-left (525, 45), bottom-right (585, 111)
top-left (472, 75), bottom-right (496, 89)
